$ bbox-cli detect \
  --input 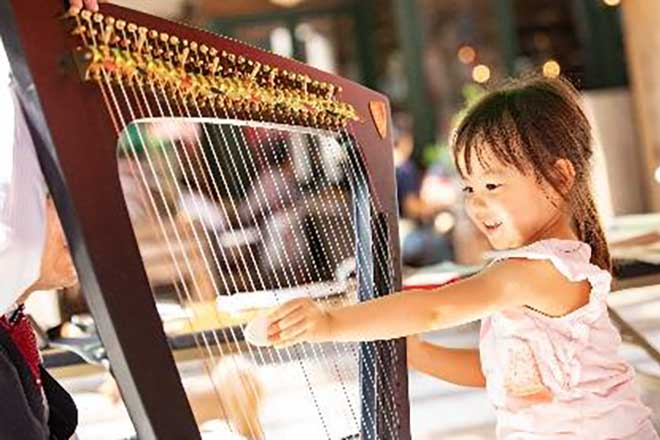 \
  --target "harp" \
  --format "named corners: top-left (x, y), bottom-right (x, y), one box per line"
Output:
top-left (0, 1), bottom-right (409, 439)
